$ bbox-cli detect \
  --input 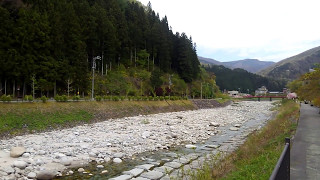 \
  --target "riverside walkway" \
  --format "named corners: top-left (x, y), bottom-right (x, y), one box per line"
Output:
top-left (291, 103), bottom-right (320, 179)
